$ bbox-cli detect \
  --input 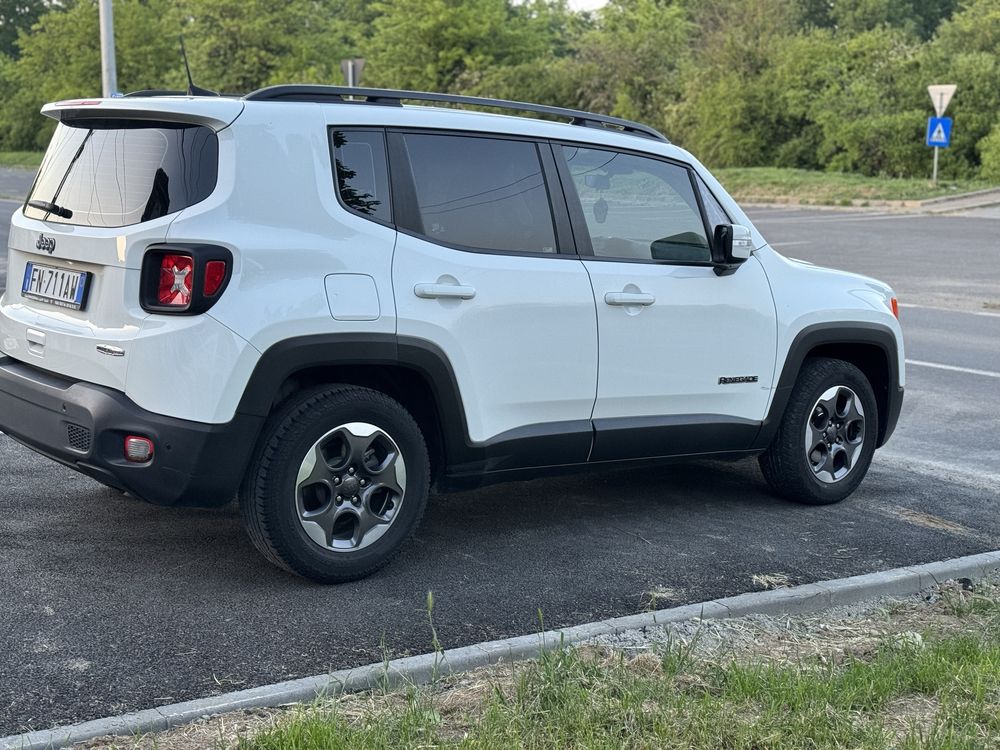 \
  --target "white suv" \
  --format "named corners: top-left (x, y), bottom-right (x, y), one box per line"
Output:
top-left (0, 87), bottom-right (904, 582)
